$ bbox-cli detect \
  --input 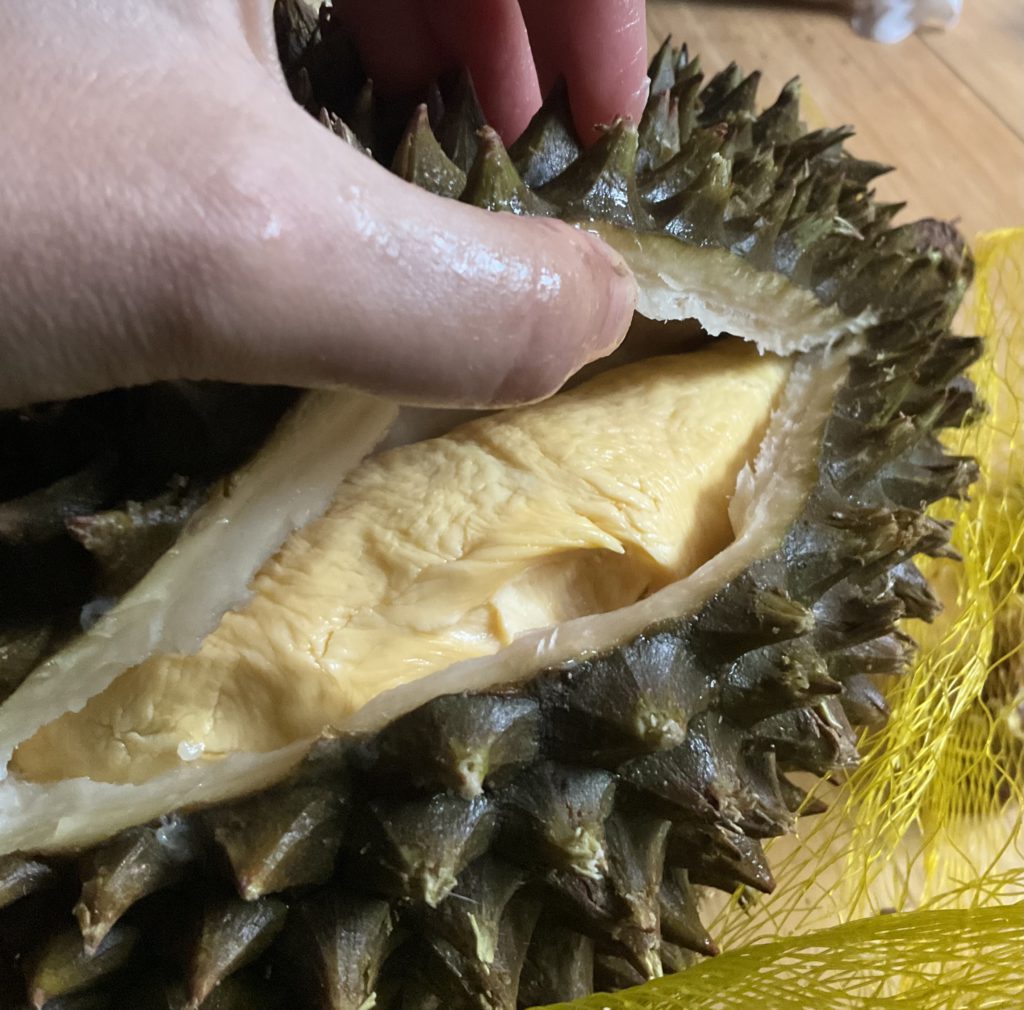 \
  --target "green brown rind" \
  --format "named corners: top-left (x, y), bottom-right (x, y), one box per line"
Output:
top-left (344, 32), bottom-right (967, 331)
top-left (0, 11), bottom-right (982, 1010)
